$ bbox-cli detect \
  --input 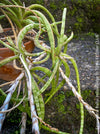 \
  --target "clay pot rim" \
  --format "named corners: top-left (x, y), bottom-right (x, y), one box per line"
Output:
top-left (3, 27), bottom-right (12, 32)
top-left (0, 47), bottom-right (10, 50)
top-left (0, 28), bottom-right (35, 52)
top-left (0, 40), bottom-right (34, 50)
